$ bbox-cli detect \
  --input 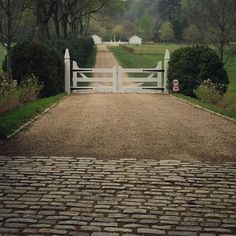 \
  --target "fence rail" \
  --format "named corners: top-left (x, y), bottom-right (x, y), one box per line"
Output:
top-left (64, 49), bottom-right (170, 94)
